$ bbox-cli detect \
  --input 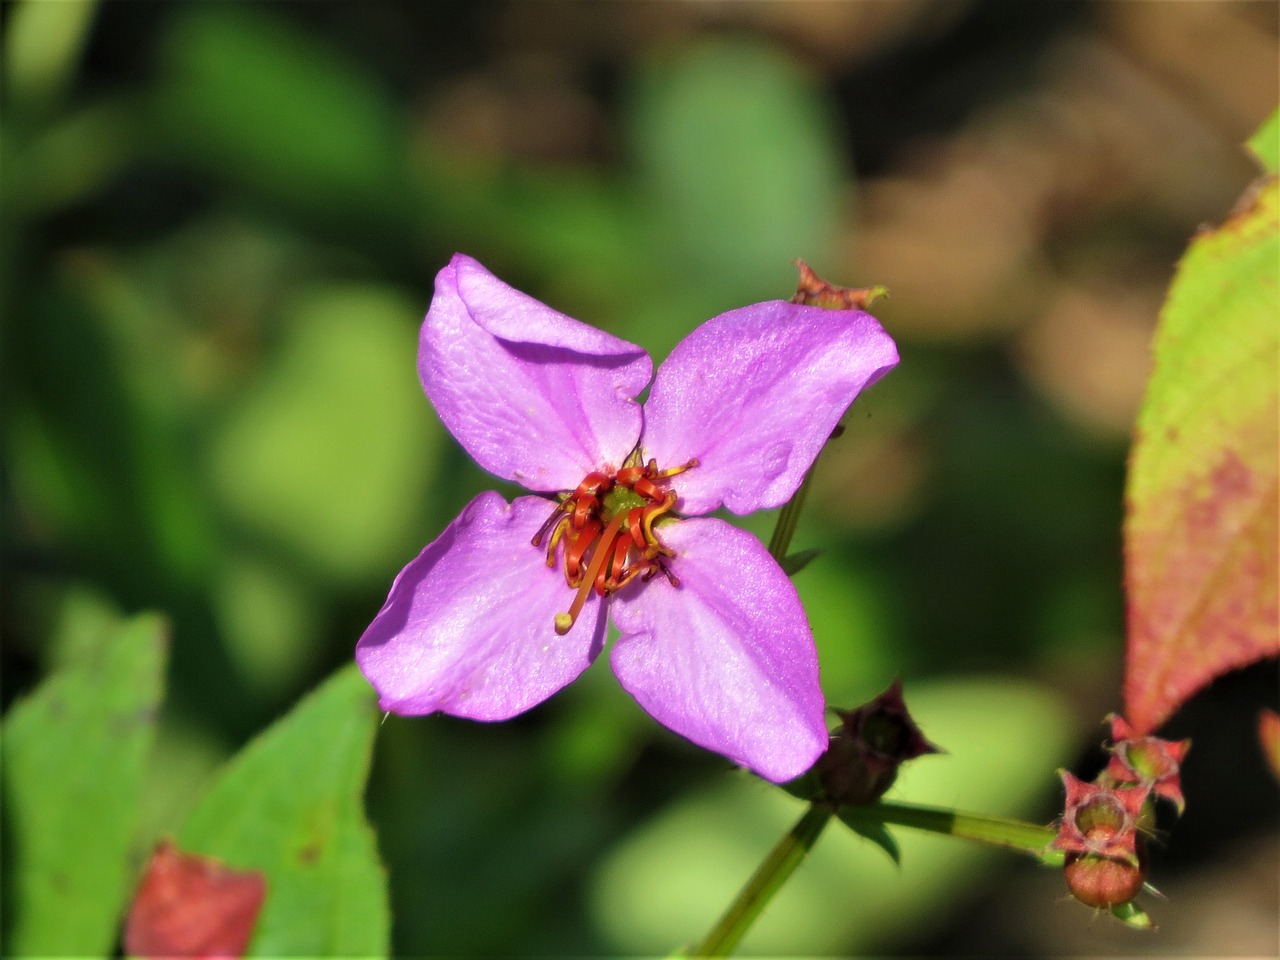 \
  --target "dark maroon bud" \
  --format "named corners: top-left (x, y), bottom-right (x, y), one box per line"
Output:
top-left (811, 679), bottom-right (941, 806)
